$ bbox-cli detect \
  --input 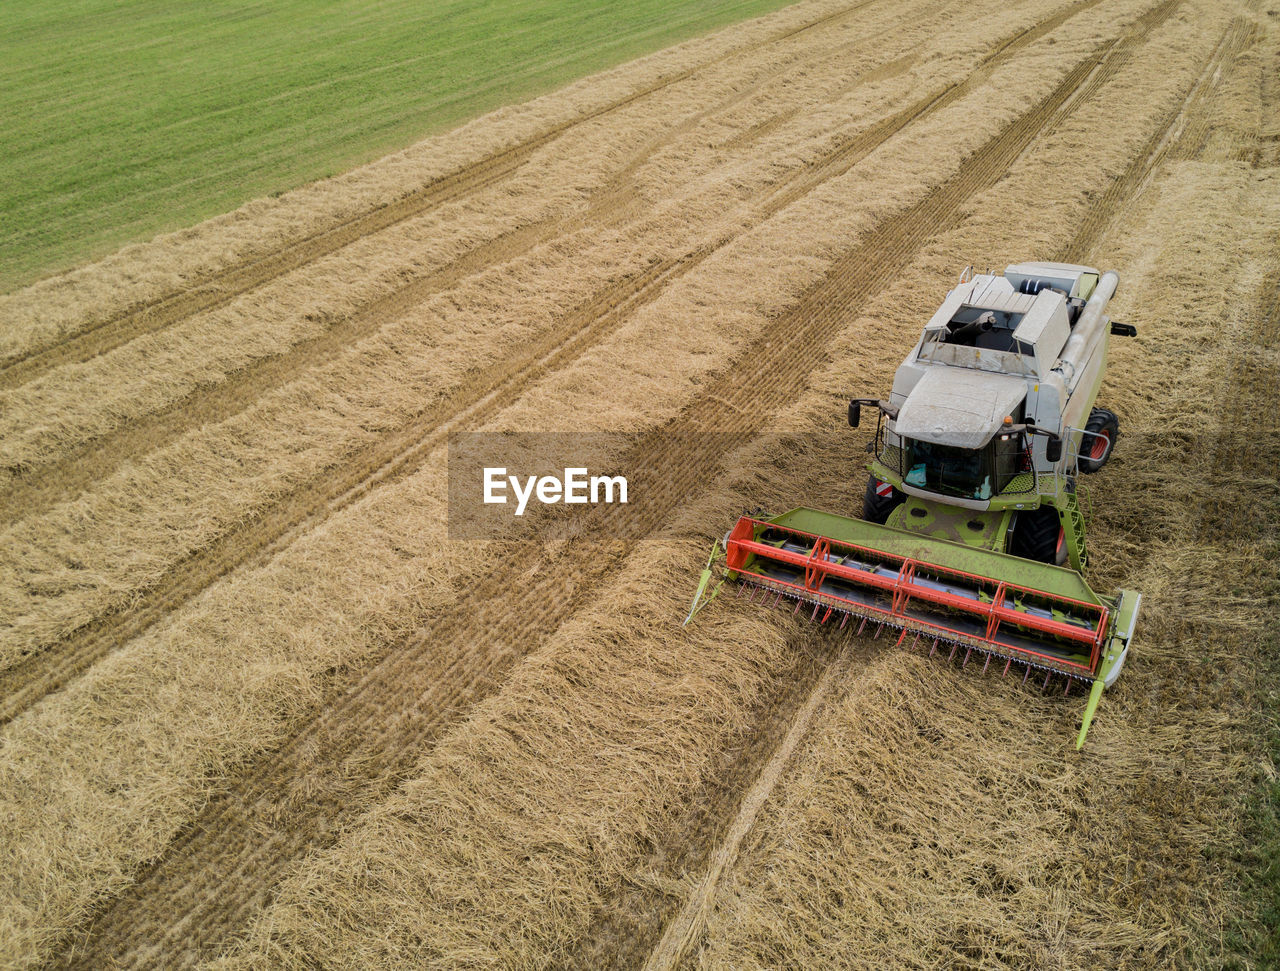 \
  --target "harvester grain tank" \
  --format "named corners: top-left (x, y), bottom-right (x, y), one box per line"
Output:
top-left (685, 263), bottom-right (1141, 748)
